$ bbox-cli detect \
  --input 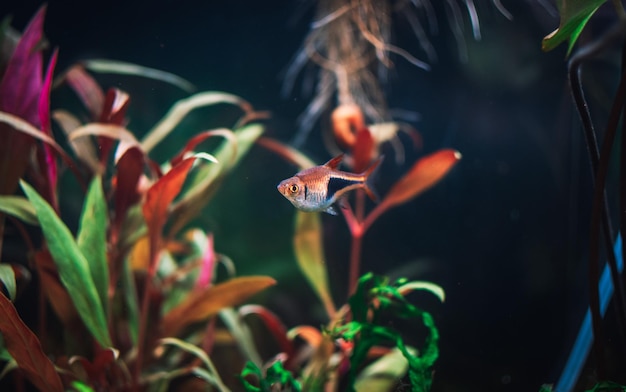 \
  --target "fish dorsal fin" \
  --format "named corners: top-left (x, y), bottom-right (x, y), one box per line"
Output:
top-left (324, 154), bottom-right (344, 169)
